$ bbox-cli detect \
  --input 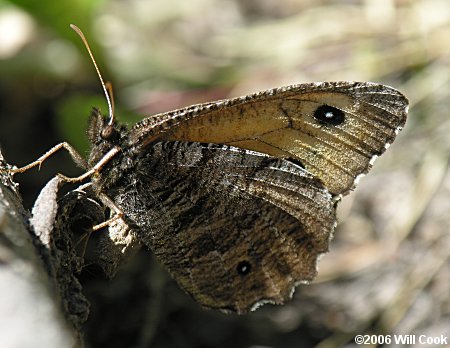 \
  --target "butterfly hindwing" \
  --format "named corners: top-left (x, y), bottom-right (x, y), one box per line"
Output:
top-left (105, 142), bottom-right (335, 313)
